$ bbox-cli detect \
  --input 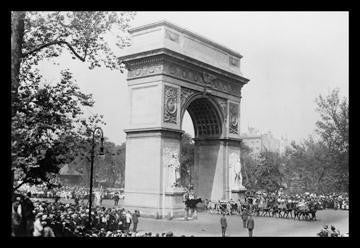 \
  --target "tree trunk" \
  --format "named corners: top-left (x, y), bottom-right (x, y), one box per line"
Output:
top-left (11, 11), bottom-right (25, 116)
